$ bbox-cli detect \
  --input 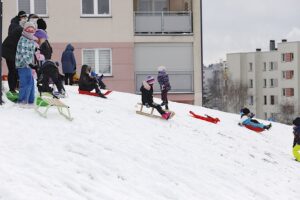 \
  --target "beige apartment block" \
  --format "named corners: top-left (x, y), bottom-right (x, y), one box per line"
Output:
top-left (227, 40), bottom-right (300, 121)
top-left (1, 0), bottom-right (202, 105)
